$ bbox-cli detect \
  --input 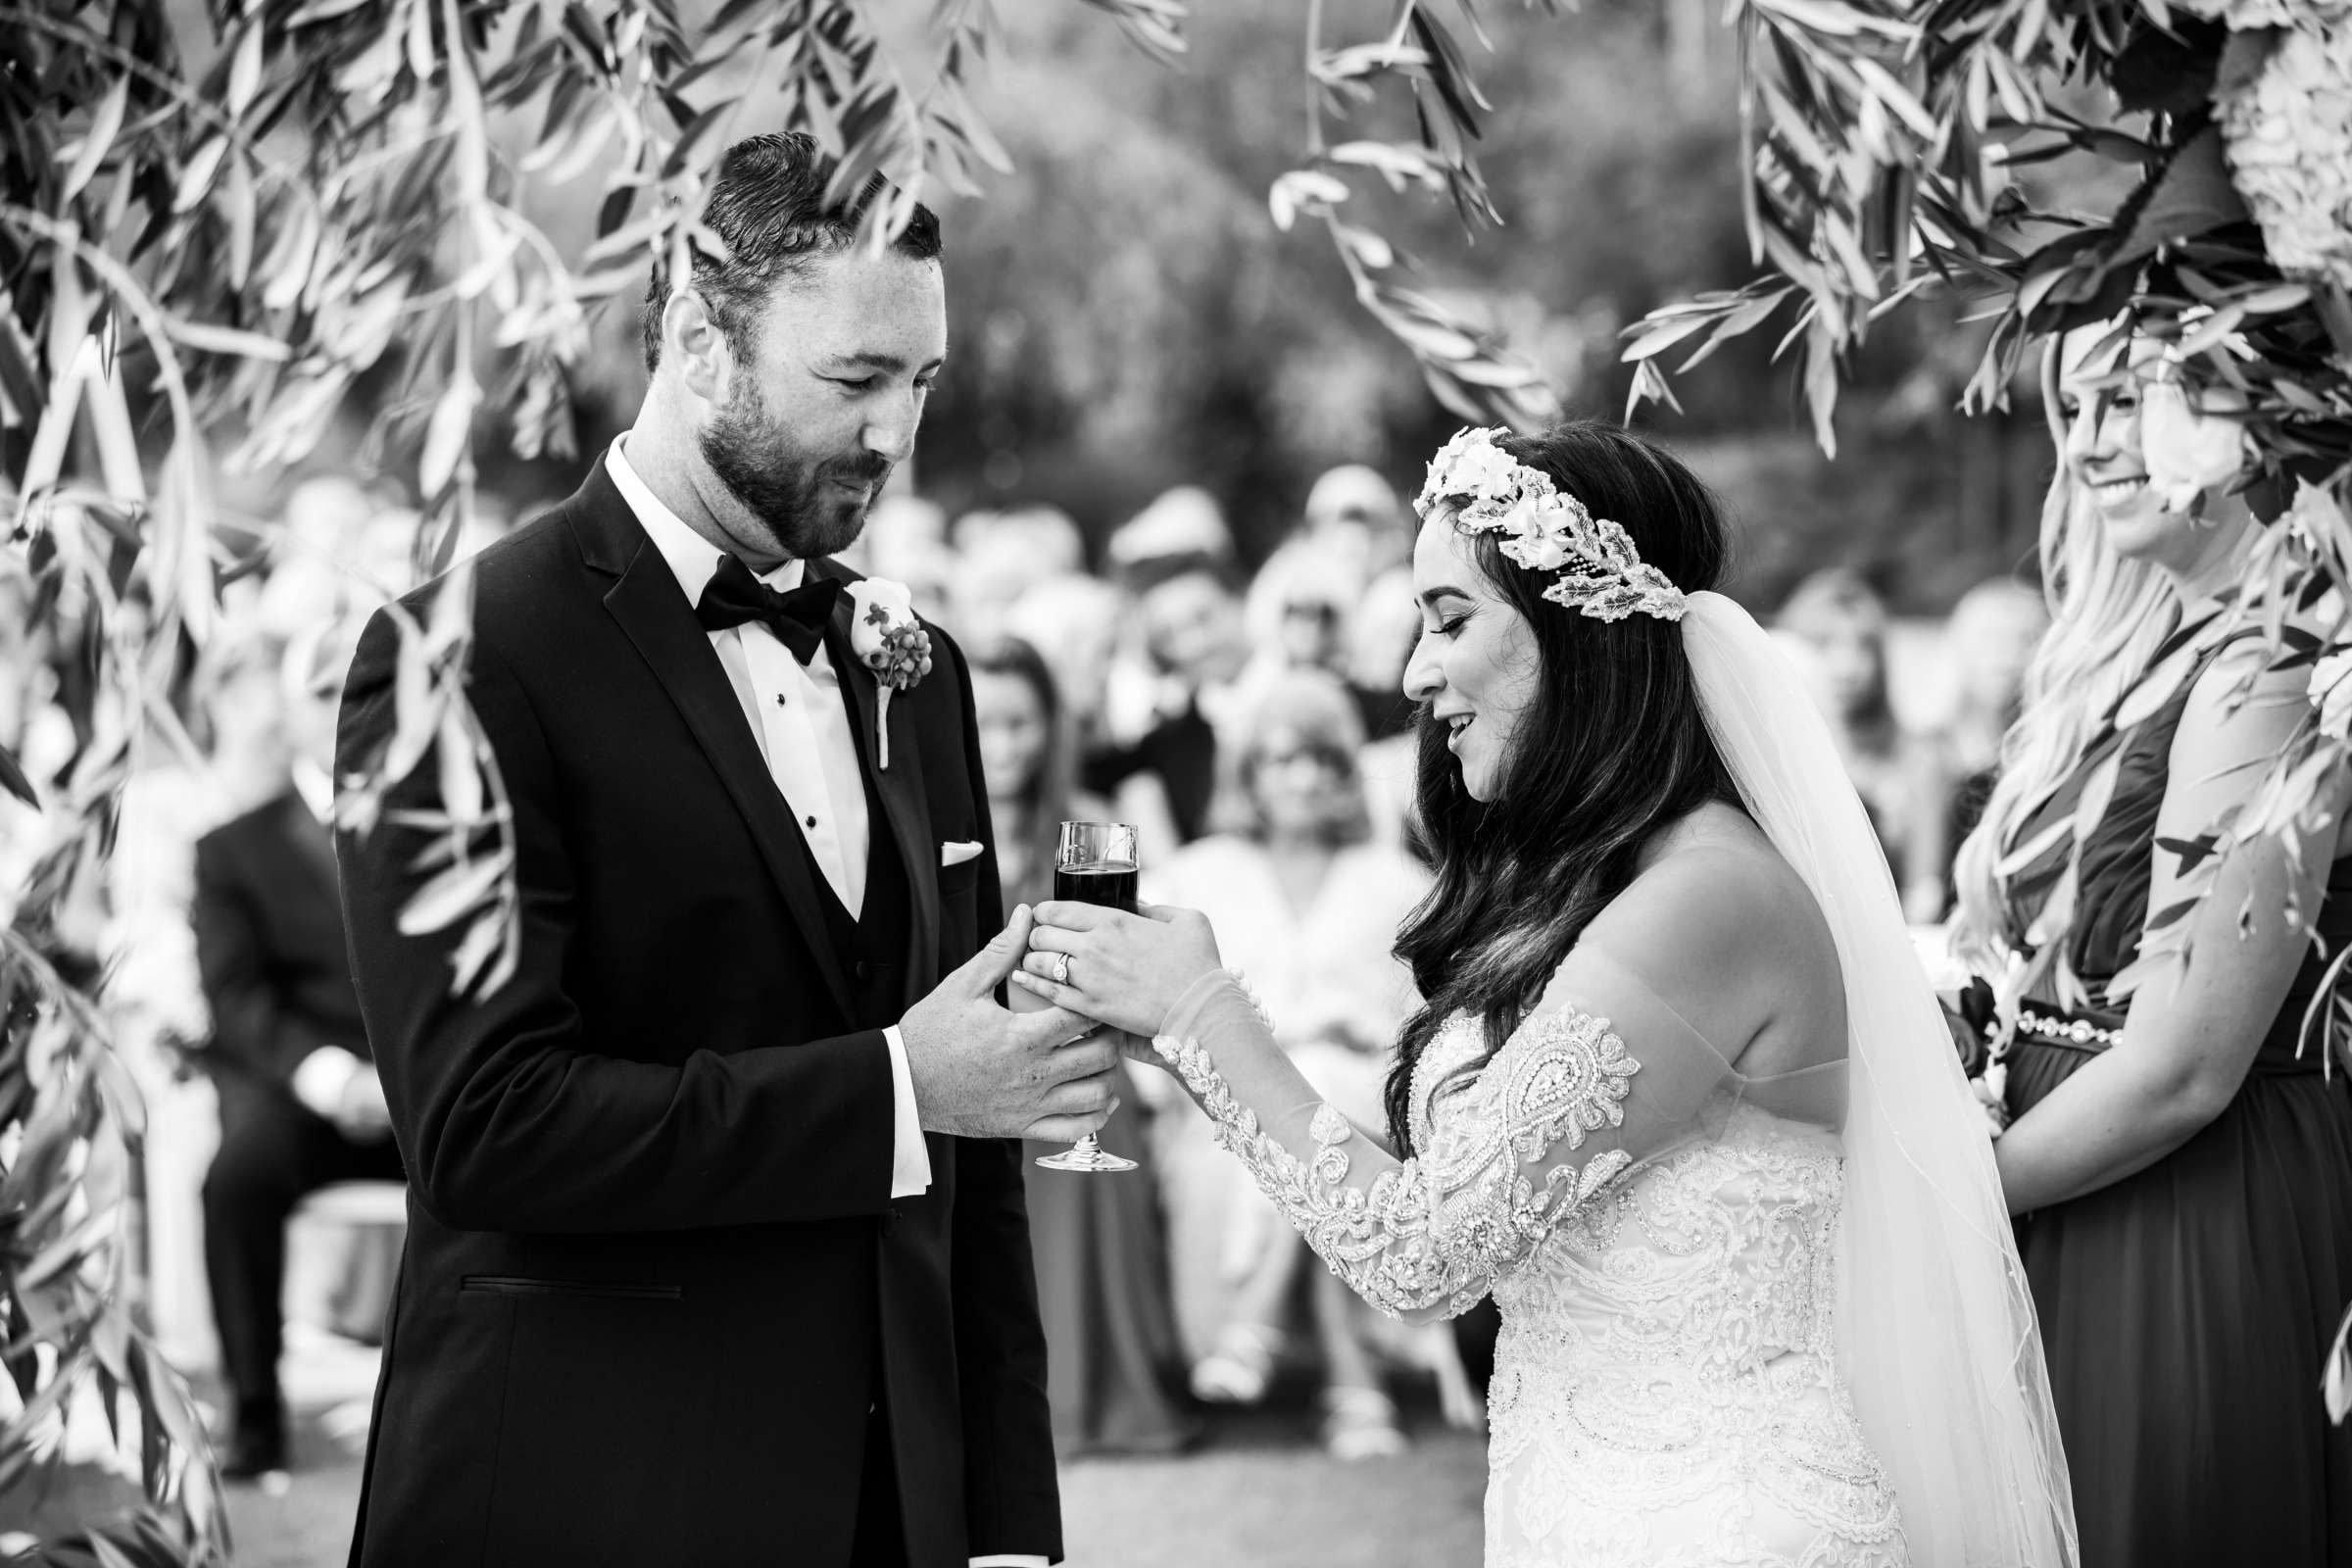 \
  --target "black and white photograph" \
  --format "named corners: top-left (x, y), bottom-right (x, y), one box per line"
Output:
top-left (4, 3), bottom-right (2352, 1566)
